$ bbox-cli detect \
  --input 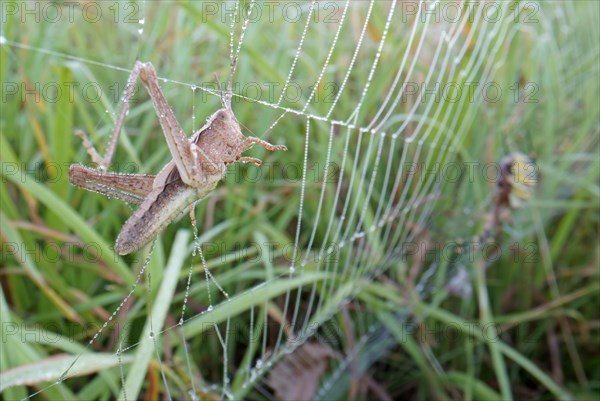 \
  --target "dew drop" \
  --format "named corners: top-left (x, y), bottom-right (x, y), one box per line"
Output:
top-left (207, 305), bottom-right (214, 312)
top-left (0, 36), bottom-right (6, 45)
